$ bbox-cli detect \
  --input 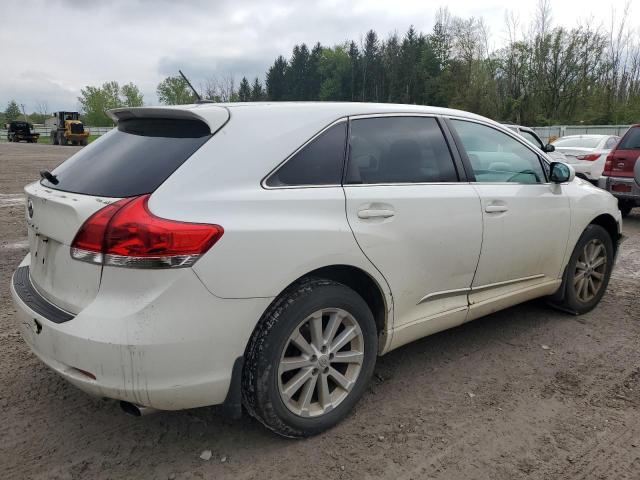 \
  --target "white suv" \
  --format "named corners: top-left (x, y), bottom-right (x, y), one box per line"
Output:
top-left (11, 103), bottom-right (622, 437)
